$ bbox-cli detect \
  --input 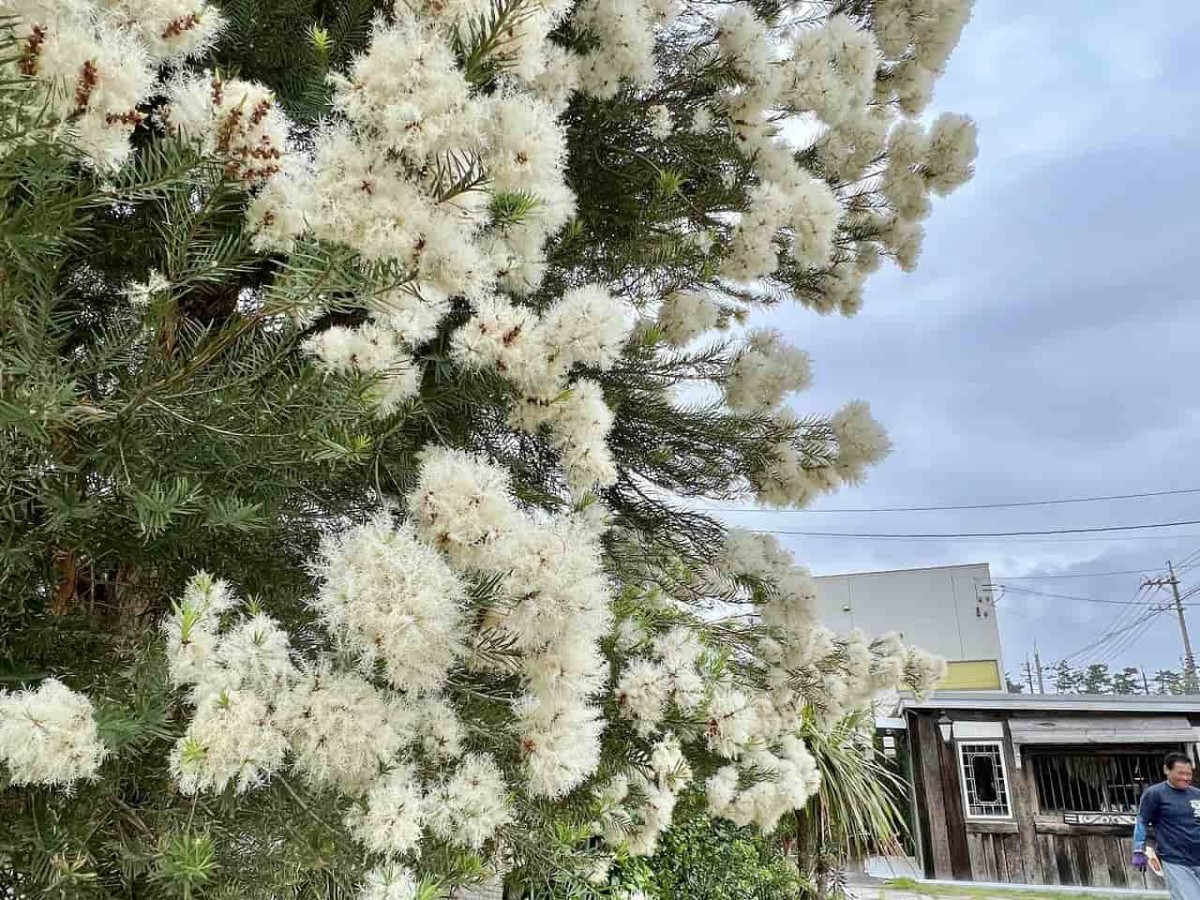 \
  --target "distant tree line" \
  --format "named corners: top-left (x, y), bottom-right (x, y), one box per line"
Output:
top-left (1006, 663), bottom-right (1192, 695)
